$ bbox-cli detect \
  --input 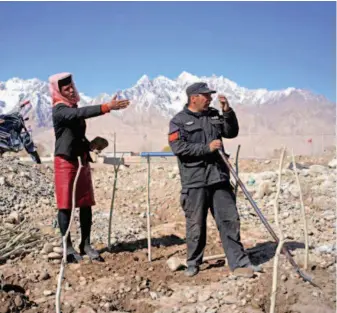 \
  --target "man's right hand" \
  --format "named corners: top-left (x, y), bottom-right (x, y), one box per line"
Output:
top-left (209, 139), bottom-right (222, 152)
top-left (107, 94), bottom-right (130, 111)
